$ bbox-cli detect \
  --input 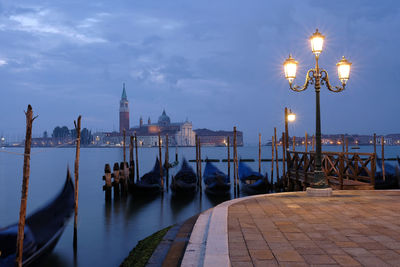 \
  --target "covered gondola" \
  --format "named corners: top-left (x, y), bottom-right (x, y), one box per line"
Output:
top-left (0, 169), bottom-right (75, 266)
top-left (131, 157), bottom-right (163, 194)
top-left (170, 158), bottom-right (197, 196)
top-left (203, 161), bottom-right (230, 196)
top-left (238, 161), bottom-right (268, 195)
